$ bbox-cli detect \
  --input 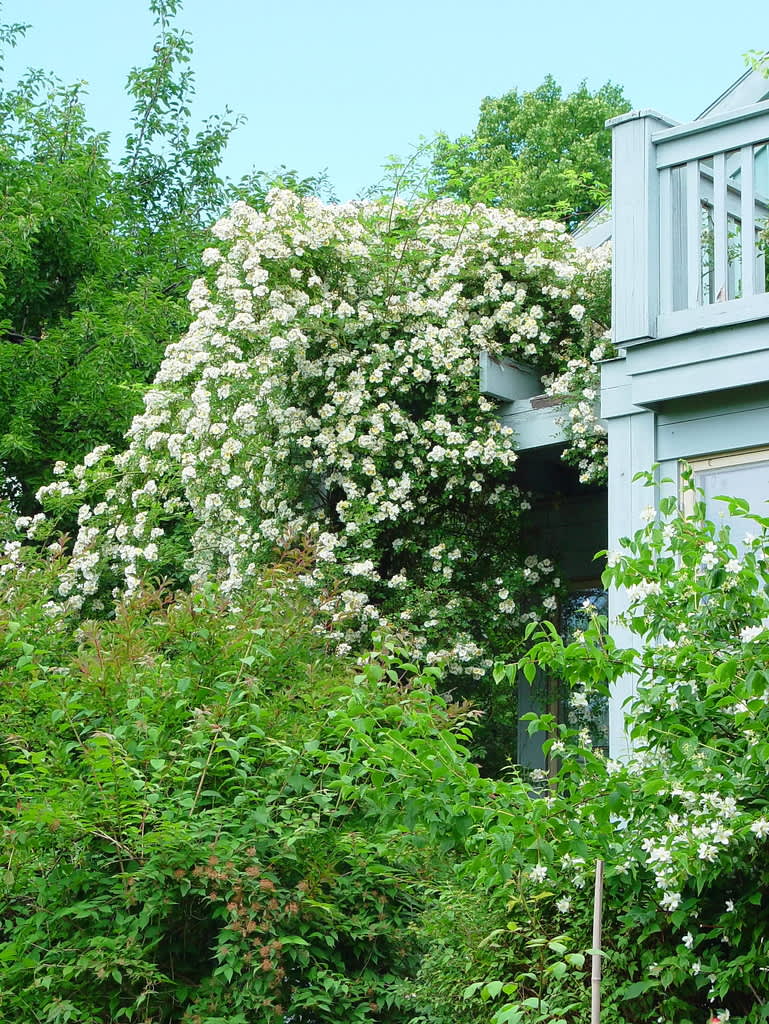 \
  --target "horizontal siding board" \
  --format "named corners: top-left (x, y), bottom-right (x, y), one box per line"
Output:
top-left (627, 321), bottom-right (769, 375)
top-left (657, 402), bottom-right (769, 461)
top-left (601, 355), bottom-right (643, 420)
top-left (656, 382), bottom-right (769, 425)
top-left (631, 348), bottom-right (769, 406)
top-left (601, 381), bottom-right (638, 420)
